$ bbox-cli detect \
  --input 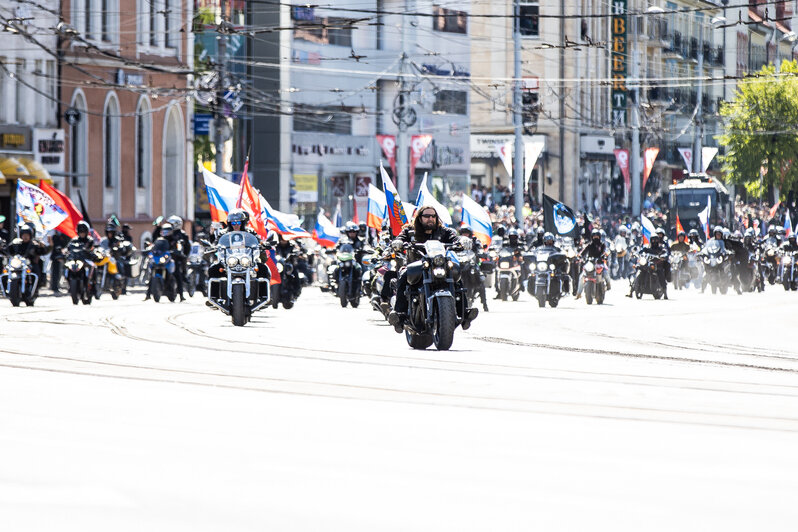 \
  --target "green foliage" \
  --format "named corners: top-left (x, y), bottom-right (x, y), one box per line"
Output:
top-left (719, 60), bottom-right (798, 198)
